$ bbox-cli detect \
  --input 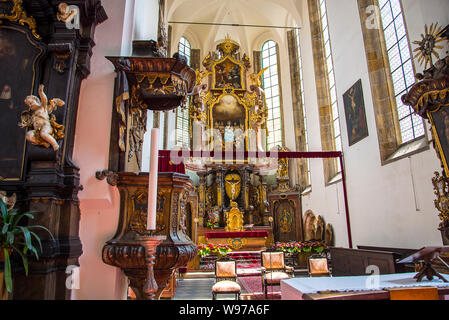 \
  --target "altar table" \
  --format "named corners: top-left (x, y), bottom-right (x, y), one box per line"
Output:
top-left (280, 273), bottom-right (449, 300)
top-left (205, 230), bottom-right (269, 251)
